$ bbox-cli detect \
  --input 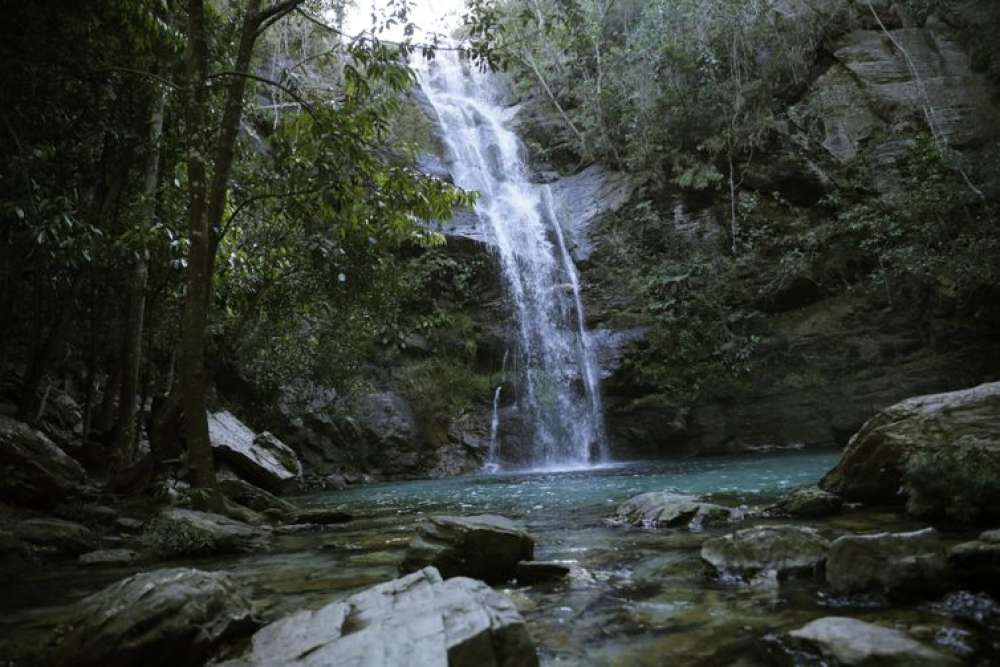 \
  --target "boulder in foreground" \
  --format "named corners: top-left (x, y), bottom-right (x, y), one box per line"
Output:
top-left (701, 525), bottom-right (829, 583)
top-left (218, 566), bottom-right (538, 667)
top-left (781, 616), bottom-right (961, 666)
top-left (826, 528), bottom-right (947, 599)
top-left (143, 508), bottom-right (266, 557)
top-left (400, 514), bottom-right (534, 584)
top-left (50, 568), bottom-right (257, 667)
